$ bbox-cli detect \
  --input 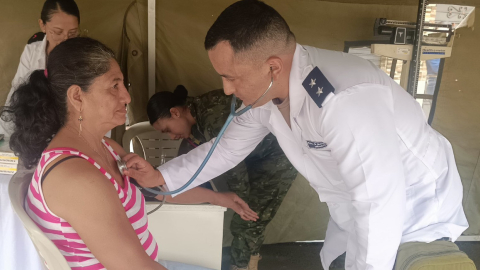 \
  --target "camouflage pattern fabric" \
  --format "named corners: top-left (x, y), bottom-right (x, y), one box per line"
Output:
top-left (177, 89), bottom-right (297, 268)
